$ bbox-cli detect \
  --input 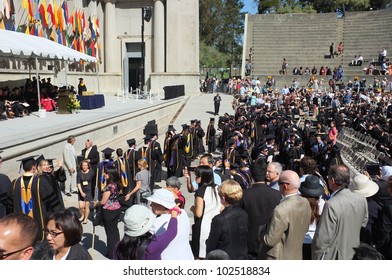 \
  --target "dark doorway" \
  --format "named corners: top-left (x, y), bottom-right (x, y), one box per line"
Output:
top-left (128, 58), bottom-right (143, 92)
